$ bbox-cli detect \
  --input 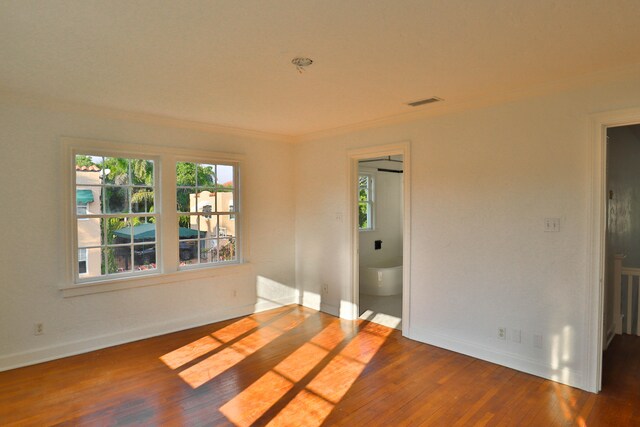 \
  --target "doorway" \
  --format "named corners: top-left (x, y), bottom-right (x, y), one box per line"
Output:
top-left (588, 109), bottom-right (640, 393)
top-left (601, 124), bottom-right (640, 391)
top-left (348, 142), bottom-right (411, 336)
